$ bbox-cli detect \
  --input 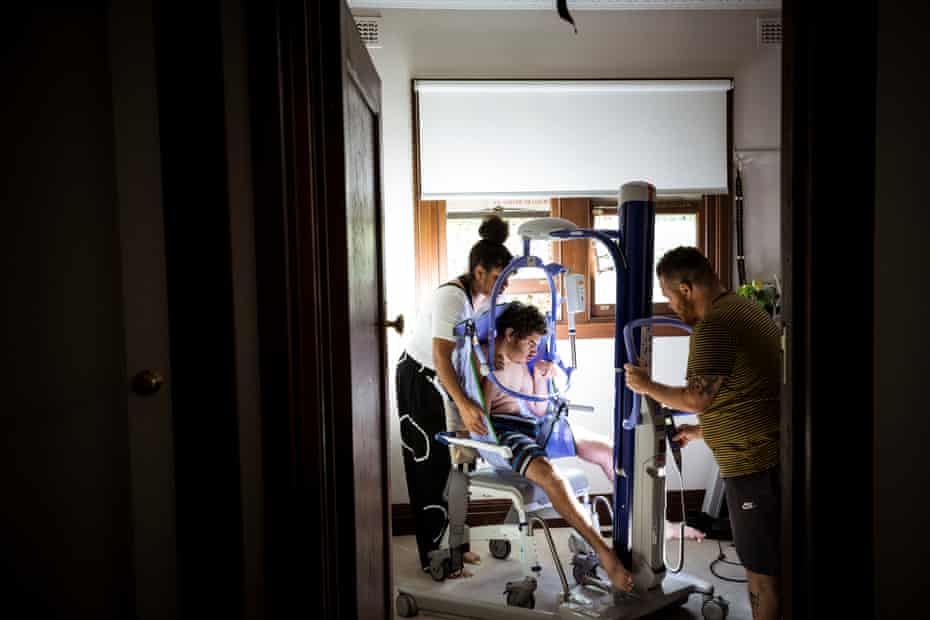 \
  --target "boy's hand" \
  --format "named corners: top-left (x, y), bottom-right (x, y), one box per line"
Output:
top-left (533, 360), bottom-right (554, 379)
